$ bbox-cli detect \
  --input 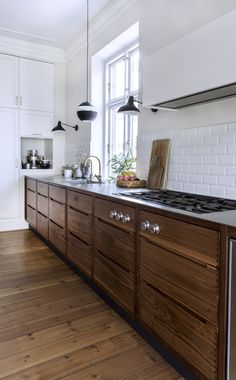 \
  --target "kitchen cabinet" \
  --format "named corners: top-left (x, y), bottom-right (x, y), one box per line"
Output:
top-left (48, 185), bottom-right (66, 255)
top-left (19, 110), bottom-right (53, 137)
top-left (25, 178), bottom-right (227, 380)
top-left (25, 178), bottom-right (37, 228)
top-left (139, 210), bottom-right (220, 380)
top-left (37, 181), bottom-right (49, 239)
top-left (0, 54), bottom-right (18, 109)
top-left (67, 190), bottom-right (92, 277)
top-left (94, 197), bottom-right (136, 315)
top-left (0, 108), bottom-right (19, 221)
top-left (19, 58), bottom-right (54, 113)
